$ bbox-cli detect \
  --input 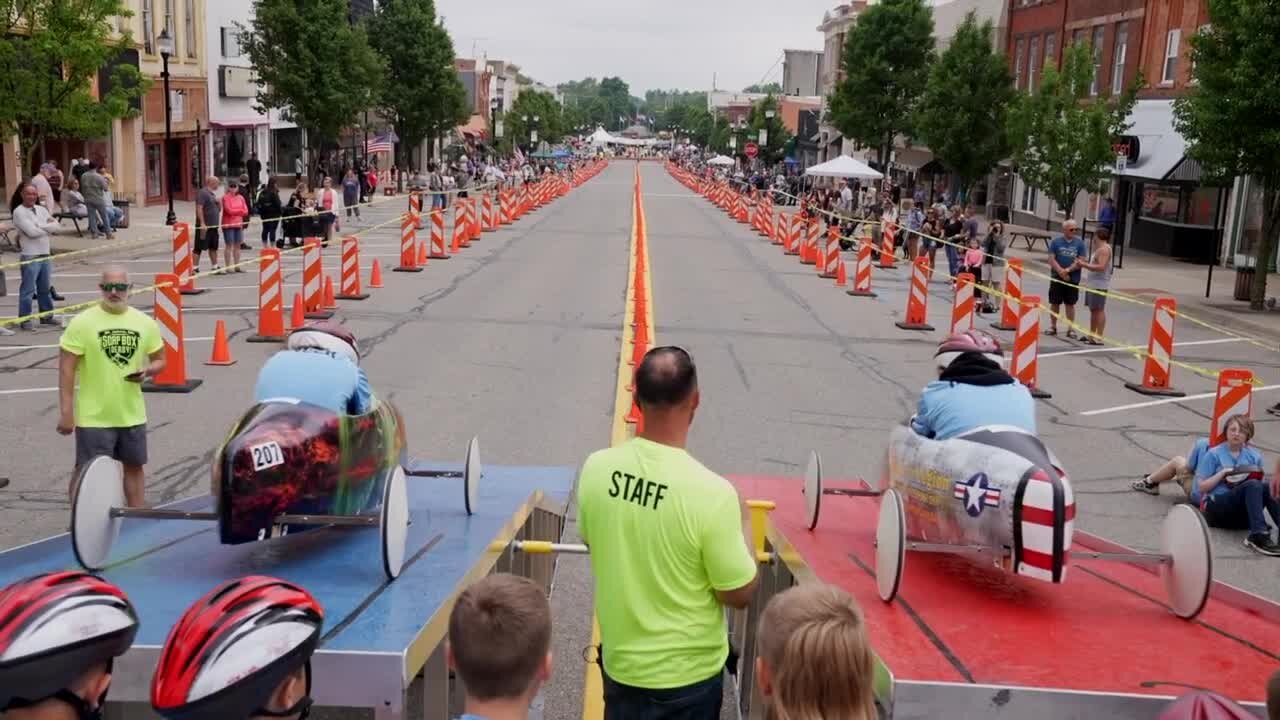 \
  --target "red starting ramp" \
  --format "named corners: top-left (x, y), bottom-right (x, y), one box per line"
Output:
top-left (727, 472), bottom-right (1279, 719)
